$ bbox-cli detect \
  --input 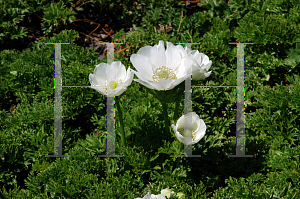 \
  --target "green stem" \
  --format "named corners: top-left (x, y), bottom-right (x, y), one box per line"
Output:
top-left (161, 100), bottom-right (169, 134)
top-left (173, 100), bottom-right (180, 122)
top-left (115, 96), bottom-right (126, 146)
top-left (173, 83), bottom-right (185, 122)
